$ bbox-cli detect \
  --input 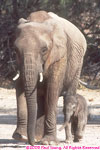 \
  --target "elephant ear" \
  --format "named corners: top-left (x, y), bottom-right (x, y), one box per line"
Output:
top-left (74, 102), bottom-right (82, 117)
top-left (44, 19), bottom-right (67, 72)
